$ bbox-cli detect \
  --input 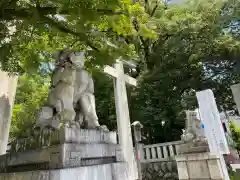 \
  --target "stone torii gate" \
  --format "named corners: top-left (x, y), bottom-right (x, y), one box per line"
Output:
top-left (104, 60), bottom-right (138, 180)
